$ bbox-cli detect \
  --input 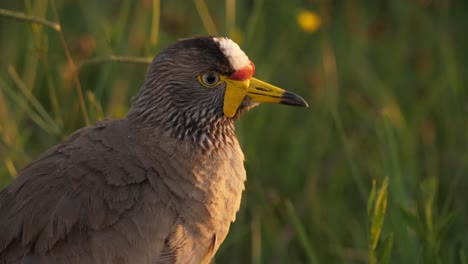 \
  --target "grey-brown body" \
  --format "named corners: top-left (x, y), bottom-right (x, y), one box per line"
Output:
top-left (0, 36), bottom-right (308, 264)
top-left (0, 119), bottom-right (245, 263)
